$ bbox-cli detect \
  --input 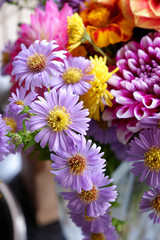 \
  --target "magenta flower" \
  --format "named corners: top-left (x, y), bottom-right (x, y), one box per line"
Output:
top-left (127, 127), bottom-right (160, 186)
top-left (18, 1), bottom-right (72, 49)
top-left (51, 135), bottom-right (105, 192)
top-left (0, 114), bottom-right (10, 161)
top-left (51, 56), bottom-right (94, 95)
top-left (140, 186), bottom-right (160, 224)
top-left (103, 32), bottom-right (160, 144)
top-left (12, 40), bottom-right (66, 90)
top-left (8, 87), bottom-right (37, 113)
top-left (28, 89), bottom-right (90, 152)
top-left (62, 173), bottom-right (117, 217)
